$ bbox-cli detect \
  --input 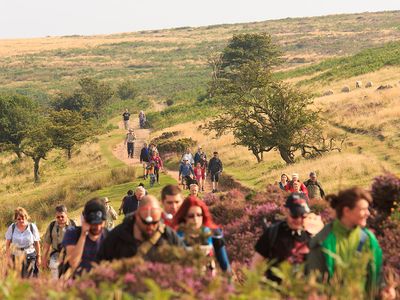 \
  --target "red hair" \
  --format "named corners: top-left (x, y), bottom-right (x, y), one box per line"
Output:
top-left (172, 195), bottom-right (217, 230)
